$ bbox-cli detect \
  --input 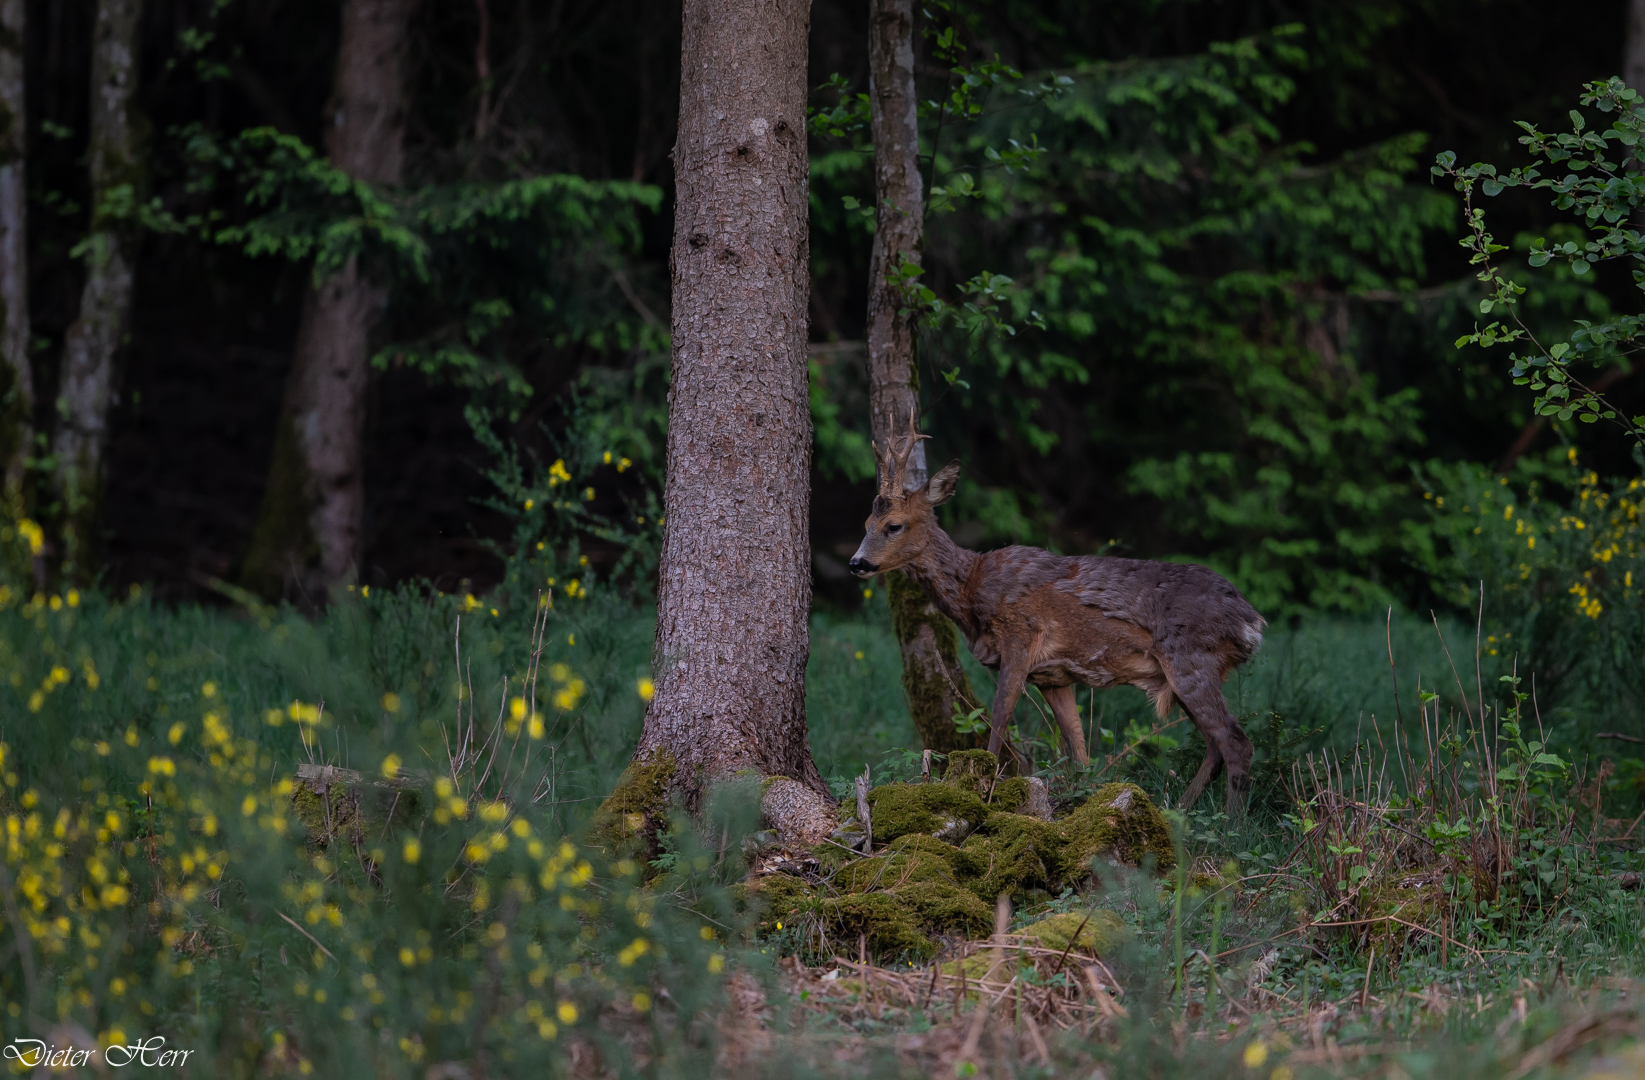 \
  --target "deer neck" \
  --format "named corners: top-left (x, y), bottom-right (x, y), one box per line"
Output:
top-left (901, 526), bottom-right (981, 636)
